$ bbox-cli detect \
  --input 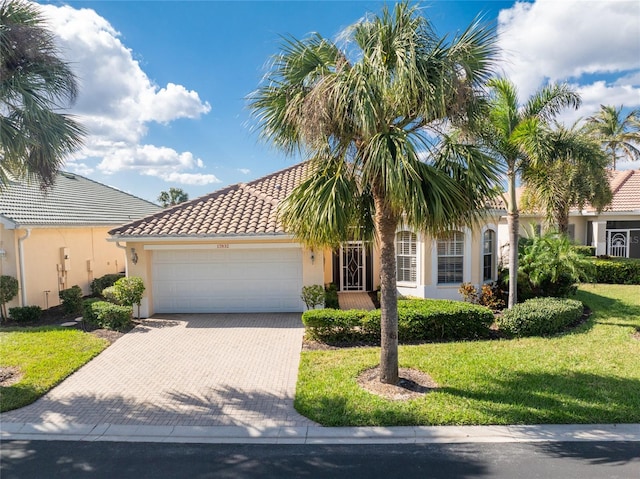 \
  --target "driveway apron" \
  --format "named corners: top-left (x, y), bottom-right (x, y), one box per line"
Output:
top-left (1, 314), bottom-right (315, 427)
